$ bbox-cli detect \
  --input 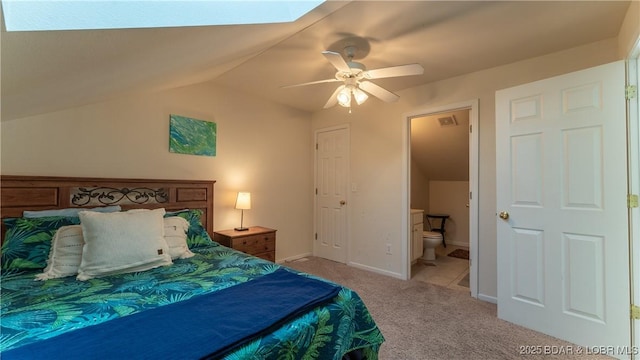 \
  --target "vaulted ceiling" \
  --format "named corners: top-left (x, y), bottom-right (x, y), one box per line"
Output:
top-left (1, 1), bottom-right (631, 121)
